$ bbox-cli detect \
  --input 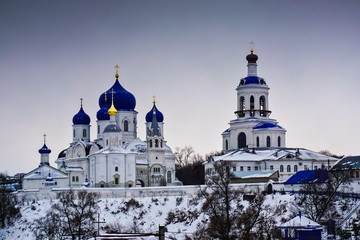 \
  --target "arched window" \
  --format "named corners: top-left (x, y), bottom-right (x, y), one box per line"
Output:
top-left (294, 165), bottom-right (298, 172)
top-left (225, 140), bottom-right (228, 150)
top-left (150, 140), bottom-right (153, 148)
top-left (260, 96), bottom-right (266, 116)
top-left (240, 96), bottom-right (245, 111)
top-left (155, 139), bottom-right (159, 147)
top-left (76, 176), bottom-right (79, 182)
top-left (98, 125), bottom-right (100, 134)
top-left (266, 136), bottom-right (271, 147)
top-left (287, 165), bottom-right (291, 172)
top-left (72, 176), bottom-right (75, 182)
top-left (167, 171), bottom-right (171, 183)
top-left (256, 137), bottom-right (259, 147)
top-left (280, 165), bottom-right (284, 172)
top-left (83, 129), bottom-right (86, 138)
top-left (124, 120), bottom-right (129, 132)
top-left (250, 96), bottom-right (255, 116)
top-left (73, 129), bottom-right (75, 138)
top-left (278, 136), bottom-right (281, 147)
top-left (161, 140), bottom-right (163, 148)
top-left (238, 132), bottom-right (247, 148)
